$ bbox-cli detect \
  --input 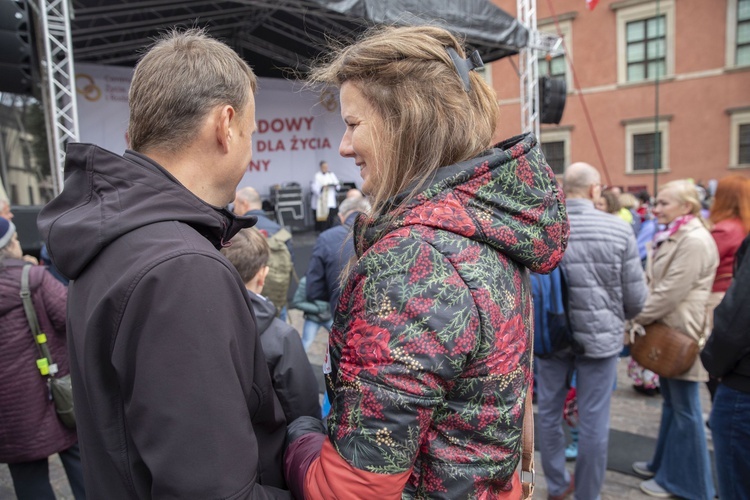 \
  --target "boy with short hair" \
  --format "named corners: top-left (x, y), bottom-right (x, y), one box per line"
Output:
top-left (222, 228), bottom-right (321, 423)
